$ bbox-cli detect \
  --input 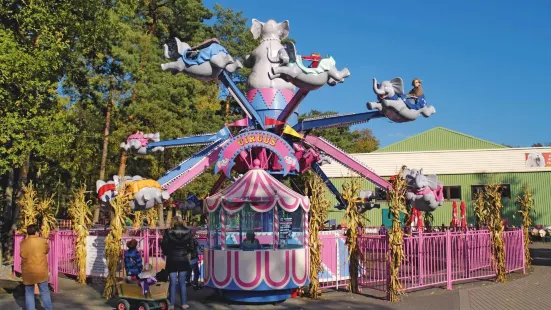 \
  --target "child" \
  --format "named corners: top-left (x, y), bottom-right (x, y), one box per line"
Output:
top-left (405, 78), bottom-right (427, 110)
top-left (138, 263), bottom-right (157, 296)
top-left (124, 239), bottom-right (143, 281)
